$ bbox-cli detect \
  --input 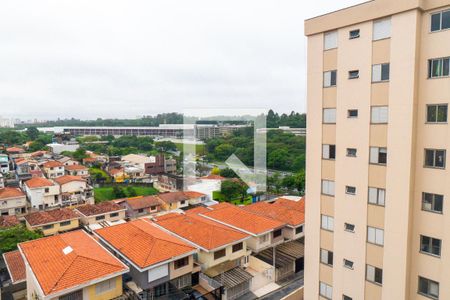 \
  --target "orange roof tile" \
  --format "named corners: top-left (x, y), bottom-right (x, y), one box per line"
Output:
top-left (43, 161), bottom-right (64, 168)
top-left (185, 206), bottom-right (211, 215)
top-left (183, 191), bottom-right (206, 198)
top-left (154, 213), bottom-right (248, 250)
top-left (53, 175), bottom-right (85, 185)
top-left (125, 196), bottom-right (162, 210)
top-left (275, 197), bottom-right (305, 212)
top-left (95, 219), bottom-right (195, 269)
top-left (76, 201), bottom-right (124, 217)
top-left (31, 150), bottom-right (47, 157)
top-left (24, 208), bottom-right (79, 226)
top-left (6, 147), bottom-right (24, 153)
top-left (25, 177), bottom-right (54, 188)
top-left (109, 168), bottom-right (123, 175)
top-left (3, 250), bottom-right (26, 283)
top-left (65, 165), bottom-right (88, 171)
top-left (243, 200), bottom-right (305, 226)
top-left (0, 215), bottom-right (20, 228)
top-left (157, 191), bottom-right (189, 204)
top-left (19, 230), bottom-right (128, 296)
top-left (0, 187), bottom-right (25, 200)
